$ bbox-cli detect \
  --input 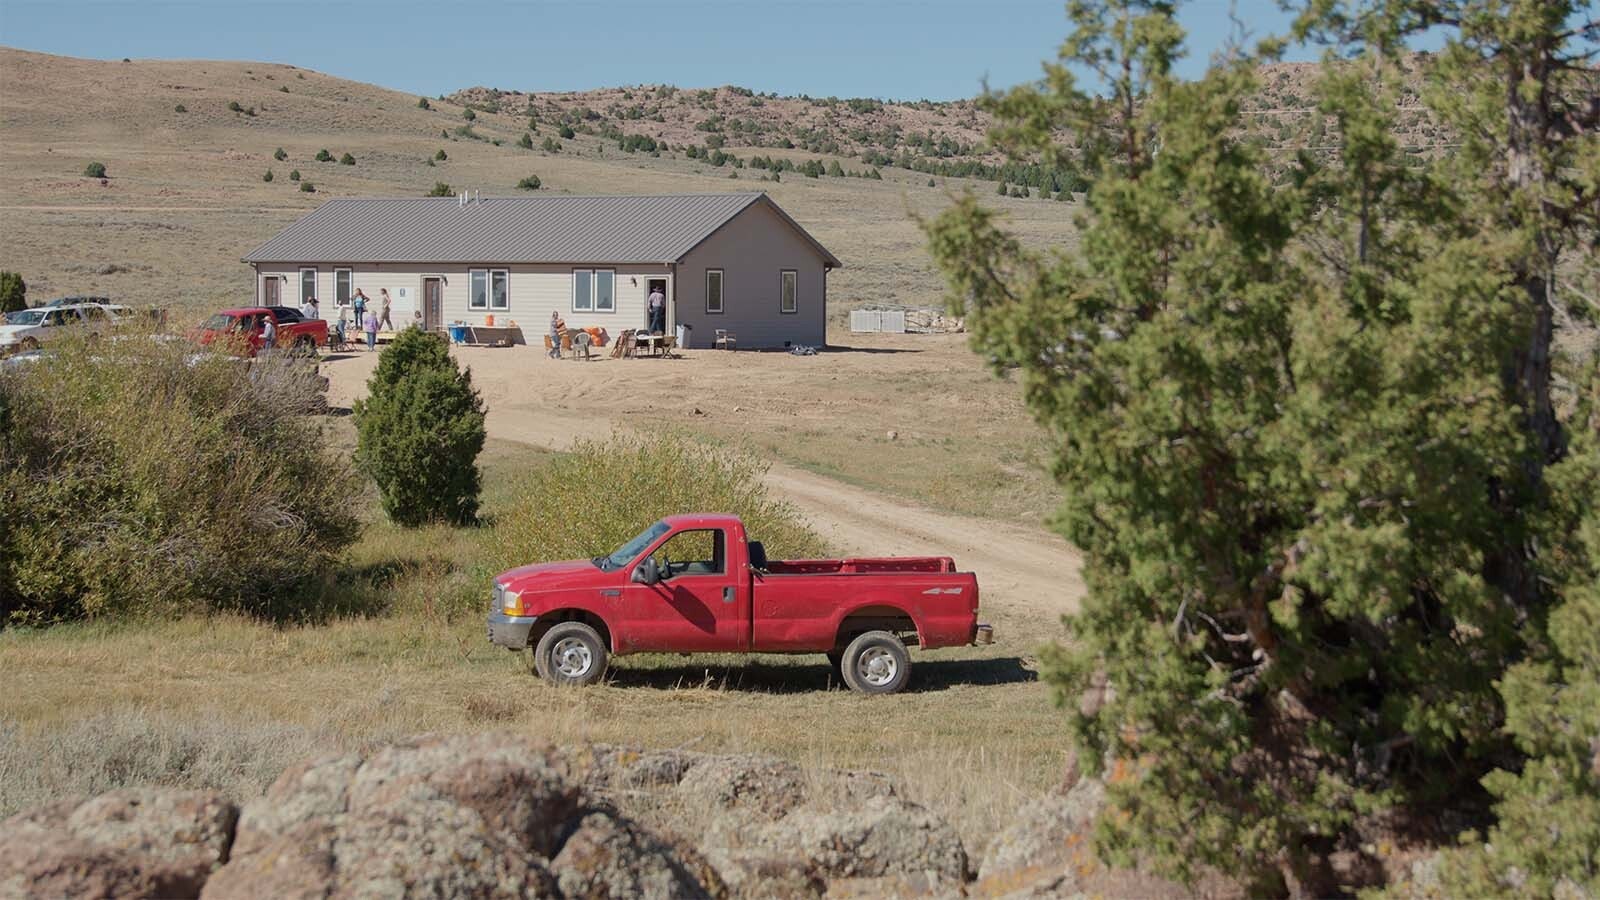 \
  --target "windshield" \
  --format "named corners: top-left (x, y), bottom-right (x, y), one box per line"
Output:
top-left (597, 521), bottom-right (671, 571)
top-left (201, 313), bottom-right (236, 331)
top-left (5, 309), bottom-right (46, 326)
